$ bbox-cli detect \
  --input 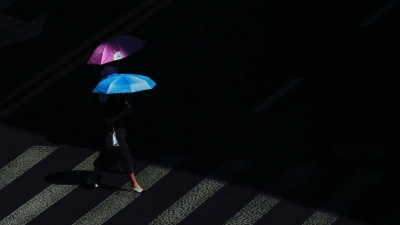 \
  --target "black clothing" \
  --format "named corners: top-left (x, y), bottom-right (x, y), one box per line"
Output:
top-left (93, 127), bottom-right (134, 174)
top-left (104, 95), bottom-right (131, 129)
top-left (93, 94), bottom-right (135, 174)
